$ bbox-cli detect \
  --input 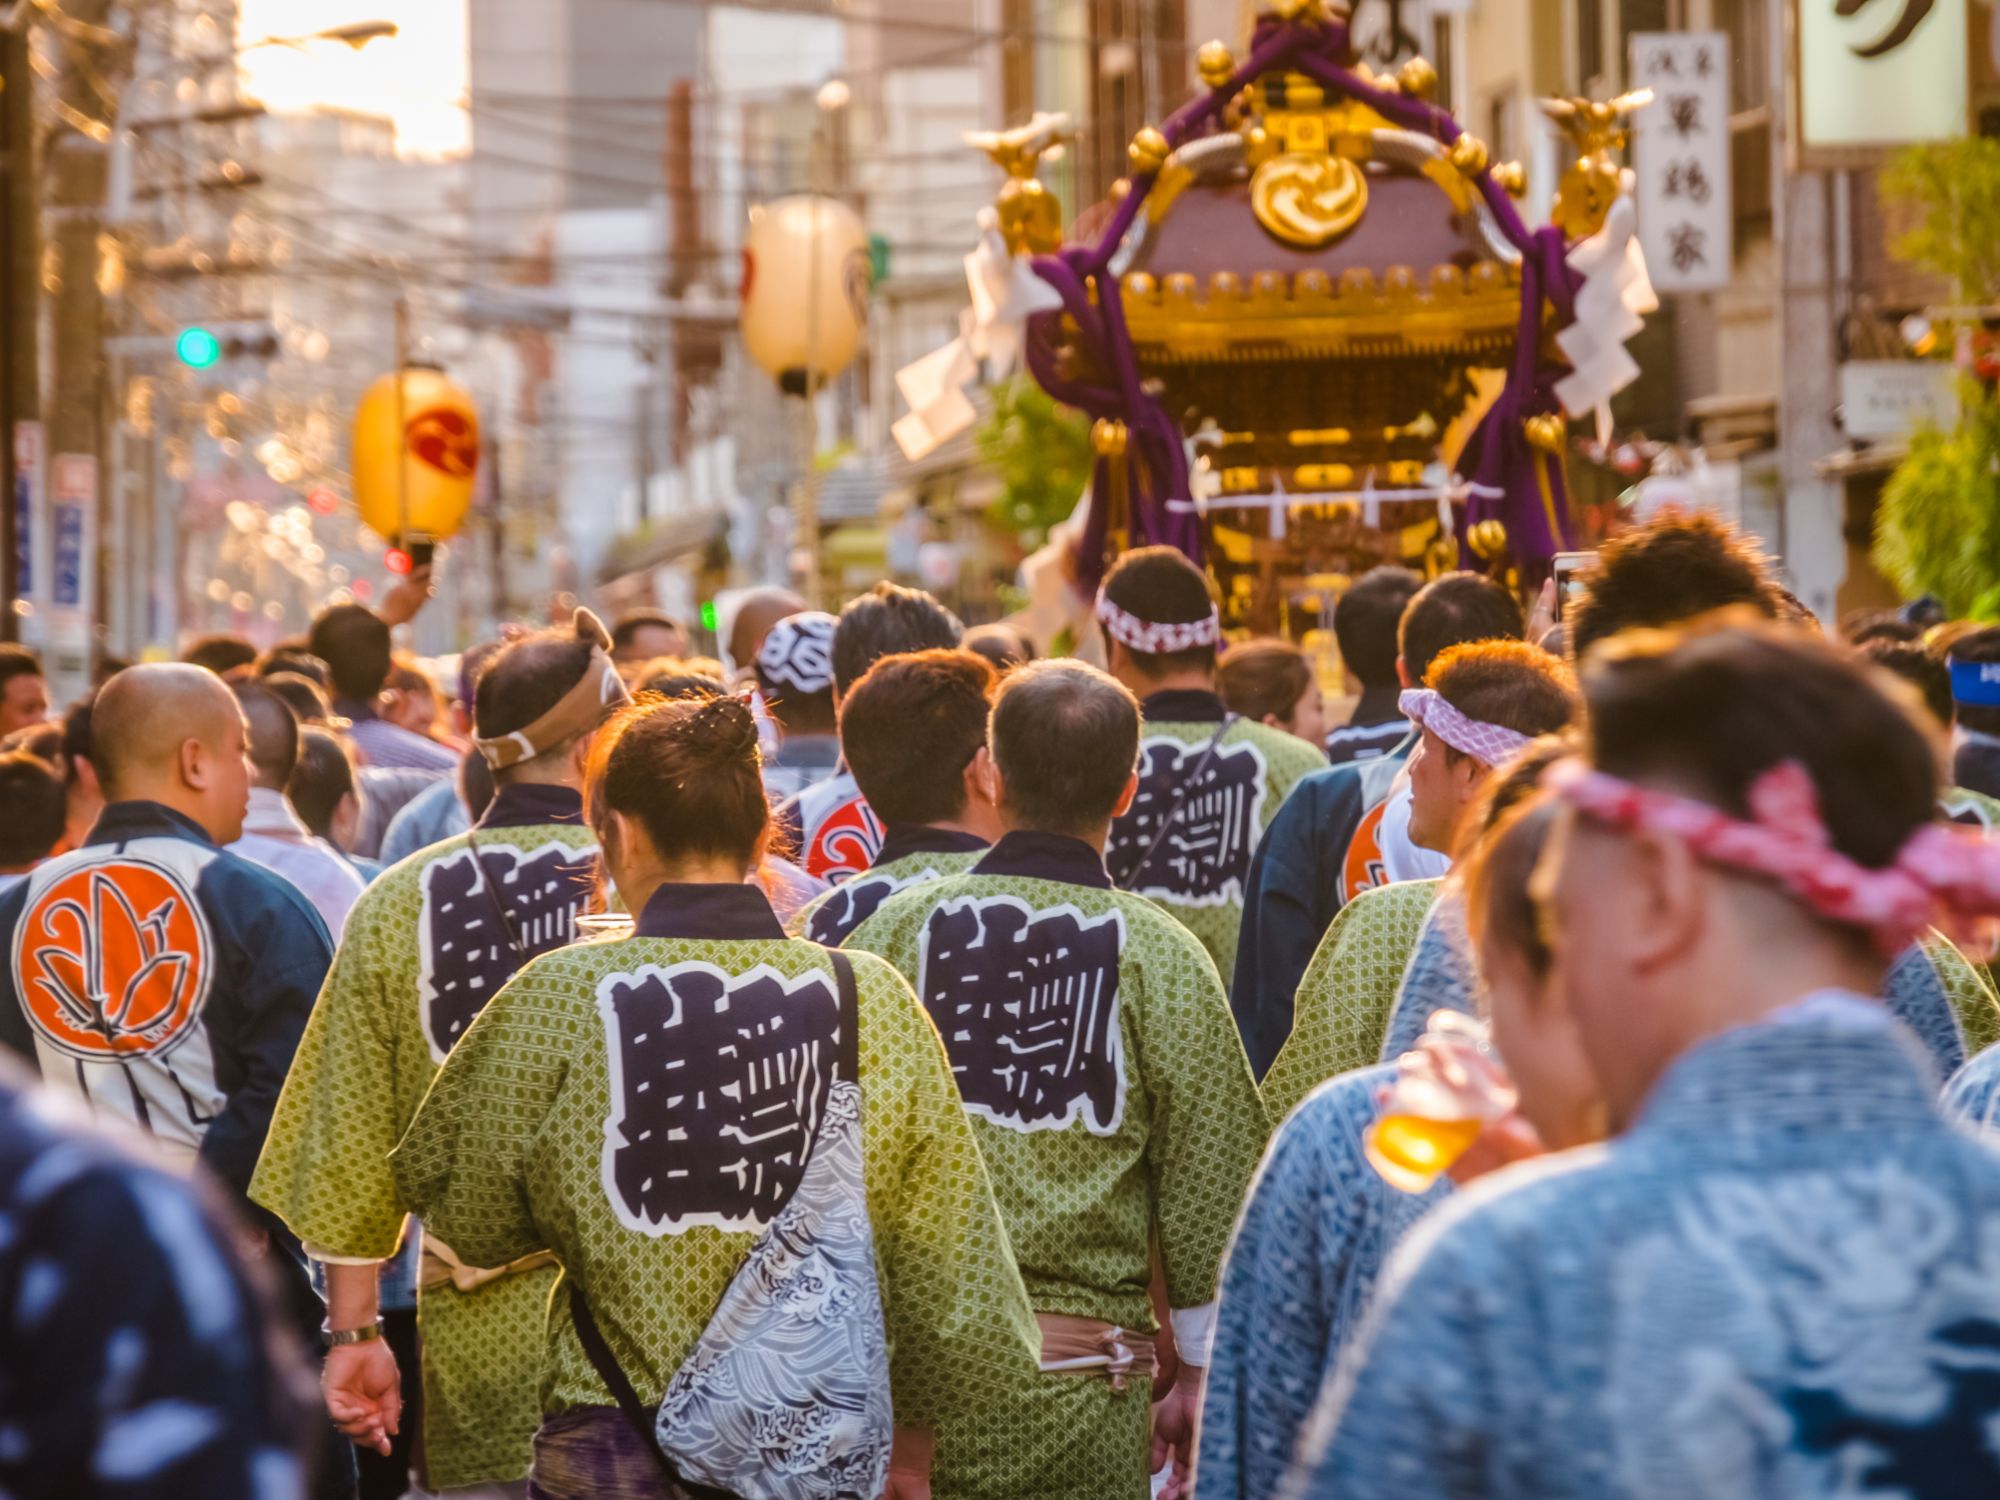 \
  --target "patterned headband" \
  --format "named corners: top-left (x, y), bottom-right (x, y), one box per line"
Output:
top-left (1400, 688), bottom-right (1537, 767)
top-left (1094, 590), bottom-right (1220, 654)
top-left (756, 611), bottom-right (838, 695)
top-left (474, 609), bottom-right (634, 770)
top-left (1544, 756), bottom-right (2000, 954)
